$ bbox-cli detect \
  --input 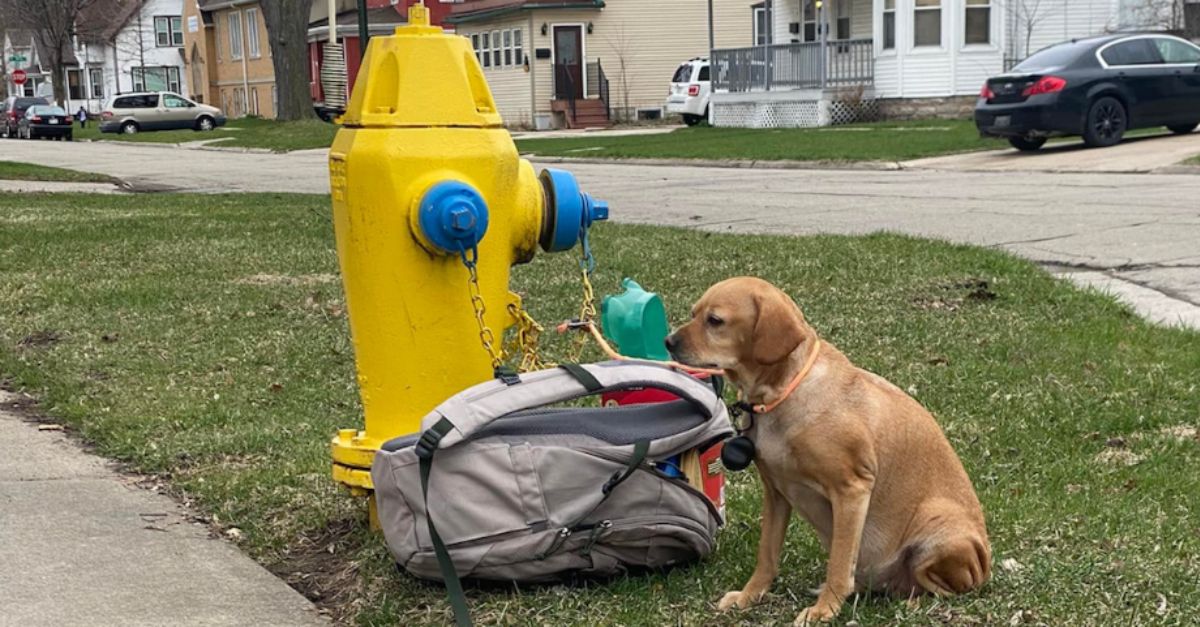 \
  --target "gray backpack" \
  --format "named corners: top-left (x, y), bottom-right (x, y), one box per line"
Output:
top-left (371, 361), bottom-right (732, 625)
